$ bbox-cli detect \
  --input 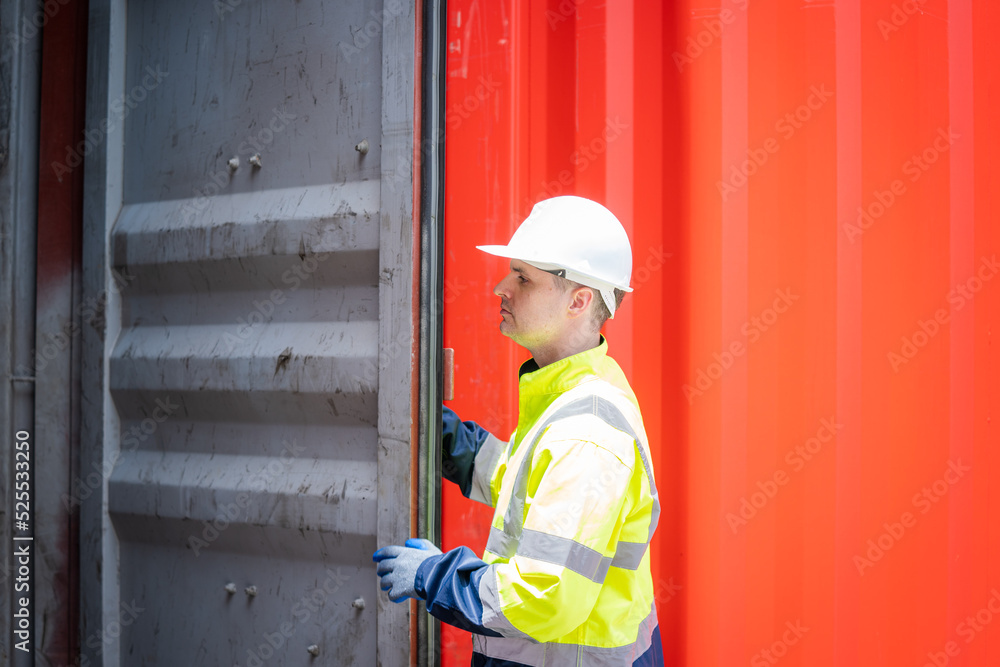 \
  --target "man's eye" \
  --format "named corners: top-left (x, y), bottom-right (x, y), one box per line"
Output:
top-left (518, 276), bottom-right (527, 284)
